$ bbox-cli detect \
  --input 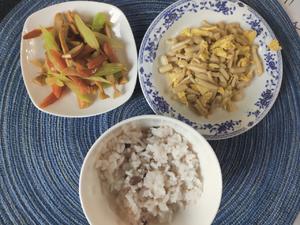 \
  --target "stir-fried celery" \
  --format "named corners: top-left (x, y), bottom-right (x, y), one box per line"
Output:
top-left (23, 11), bottom-right (128, 109)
